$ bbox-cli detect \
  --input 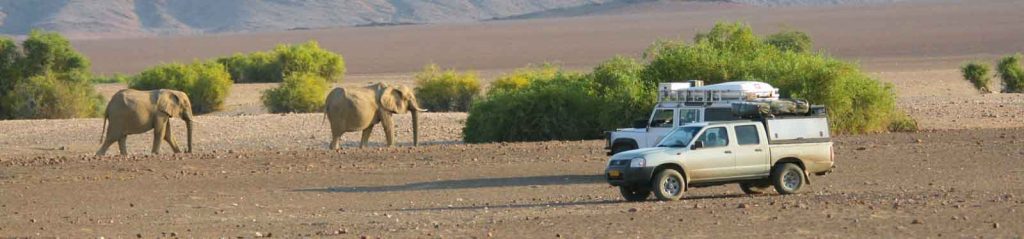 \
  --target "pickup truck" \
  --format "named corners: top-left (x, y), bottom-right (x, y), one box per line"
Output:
top-left (604, 116), bottom-right (834, 201)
